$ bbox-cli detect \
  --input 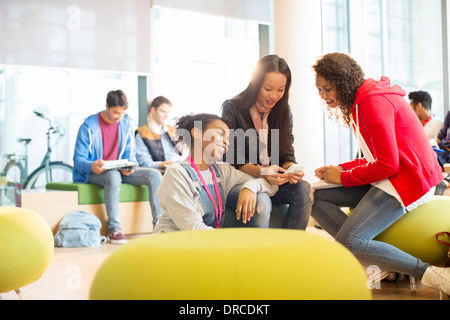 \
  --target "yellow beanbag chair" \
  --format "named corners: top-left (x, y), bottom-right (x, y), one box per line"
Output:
top-left (0, 207), bottom-right (54, 293)
top-left (90, 228), bottom-right (371, 300)
top-left (375, 196), bottom-right (450, 267)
